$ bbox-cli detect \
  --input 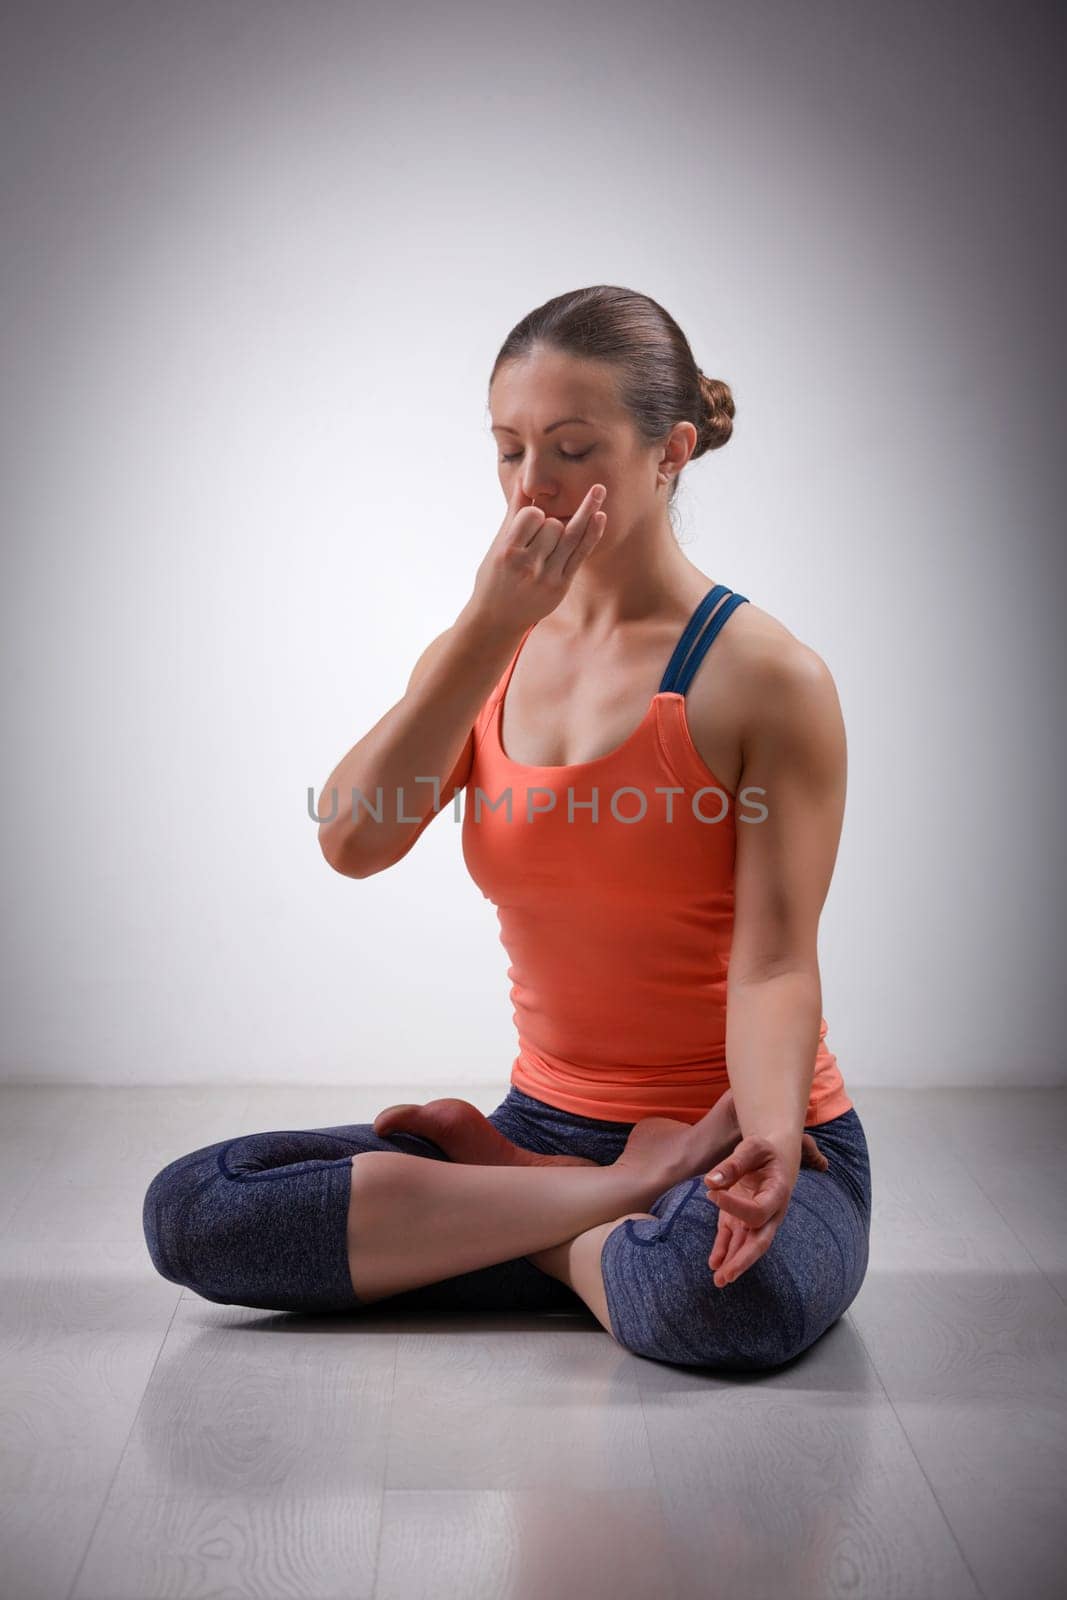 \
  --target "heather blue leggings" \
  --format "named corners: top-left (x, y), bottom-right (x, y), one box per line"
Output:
top-left (142, 1086), bottom-right (872, 1371)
